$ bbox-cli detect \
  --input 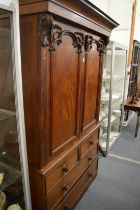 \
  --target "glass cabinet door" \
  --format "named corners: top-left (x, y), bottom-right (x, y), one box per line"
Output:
top-left (99, 41), bottom-right (127, 156)
top-left (0, 1), bottom-right (31, 210)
